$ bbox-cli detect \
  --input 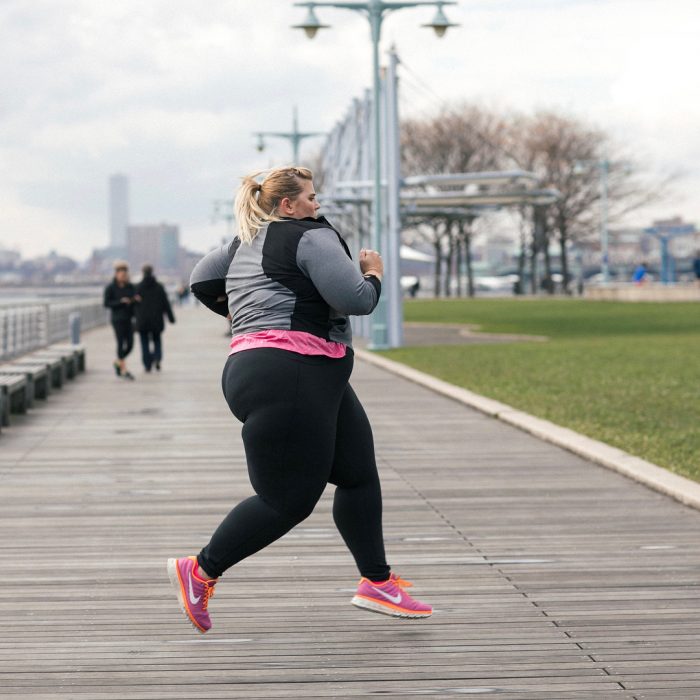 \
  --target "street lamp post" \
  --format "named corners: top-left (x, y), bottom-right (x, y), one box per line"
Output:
top-left (293, 0), bottom-right (458, 349)
top-left (254, 106), bottom-right (325, 164)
